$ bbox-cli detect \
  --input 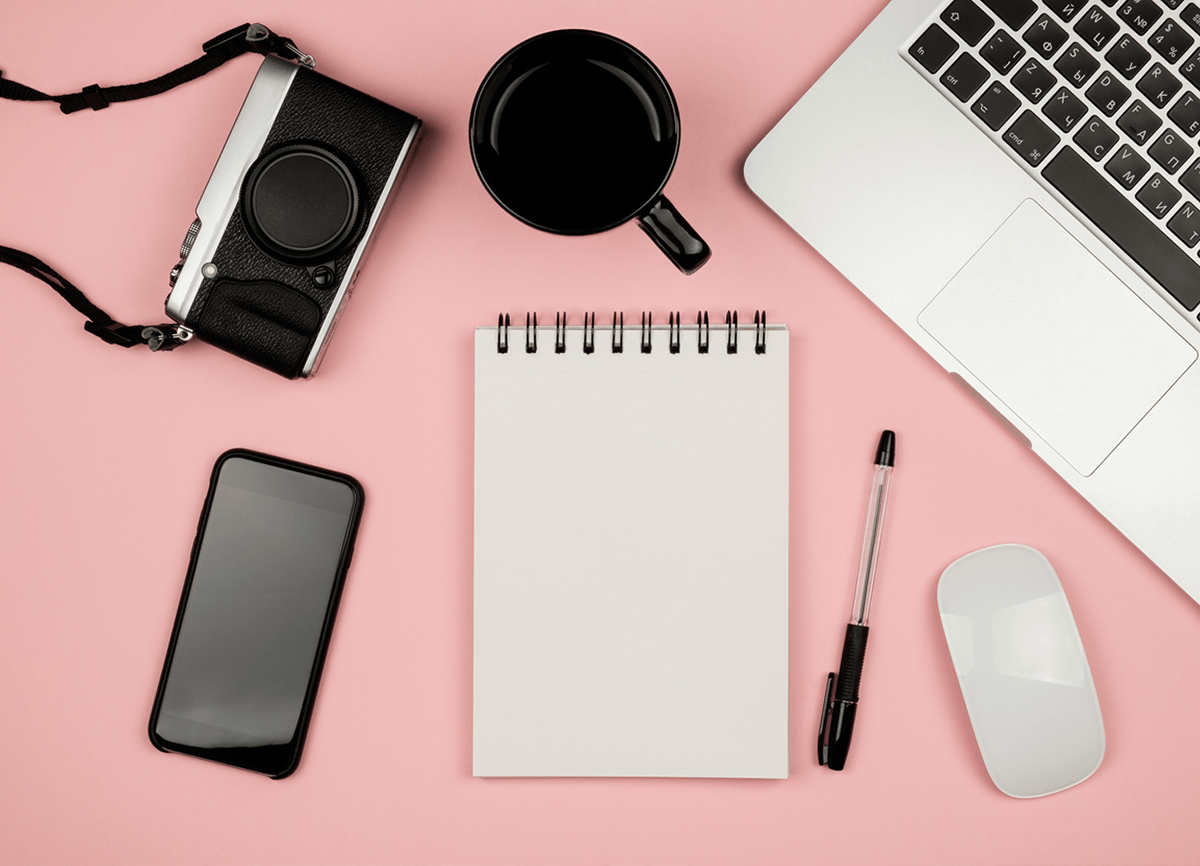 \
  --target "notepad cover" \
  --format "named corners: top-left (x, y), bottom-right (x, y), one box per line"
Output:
top-left (473, 321), bottom-right (789, 778)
